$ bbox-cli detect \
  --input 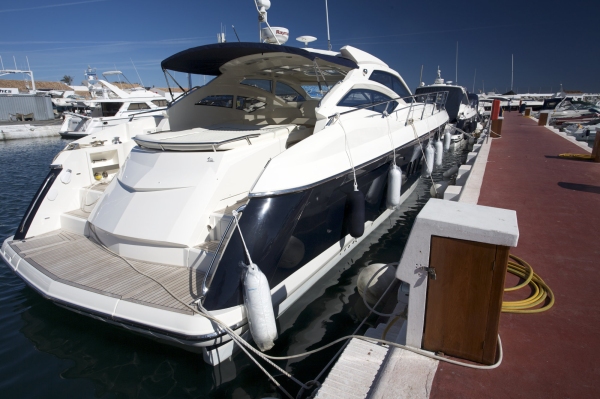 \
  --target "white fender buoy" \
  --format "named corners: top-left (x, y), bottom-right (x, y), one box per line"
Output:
top-left (443, 164), bottom-right (459, 180)
top-left (430, 181), bottom-right (449, 198)
top-left (243, 263), bottom-right (278, 352)
top-left (423, 141), bottom-right (434, 177)
top-left (386, 164), bottom-right (402, 209)
top-left (434, 140), bottom-right (443, 167)
top-left (443, 126), bottom-right (452, 151)
top-left (357, 263), bottom-right (397, 305)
